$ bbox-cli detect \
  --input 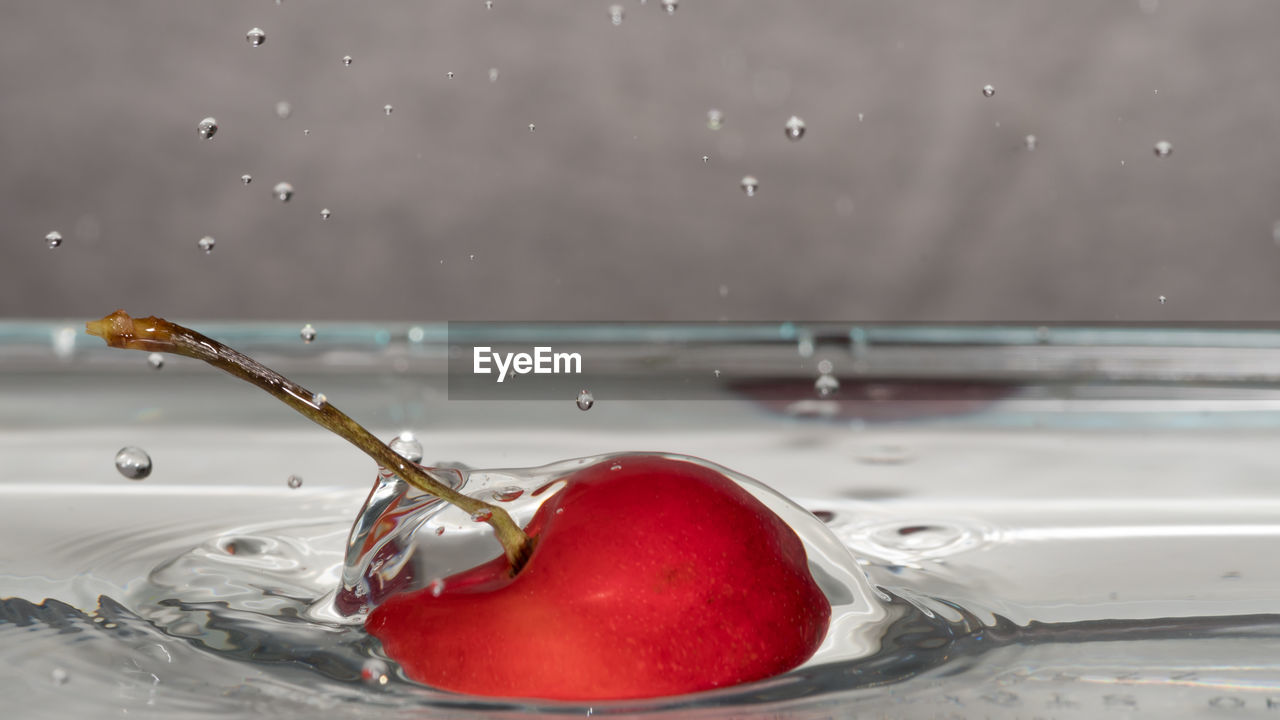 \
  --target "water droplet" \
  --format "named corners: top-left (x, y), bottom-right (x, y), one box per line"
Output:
top-left (343, 55), bottom-right (353, 66)
top-left (784, 115), bottom-right (806, 141)
top-left (492, 486), bottom-right (524, 502)
top-left (740, 175), bottom-right (759, 196)
top-left (390, 431), bottom-right (424, 463)
top-left (488, 67), bottom-right (499, 82)
top-left (817, 358), bottom-right (834, 374)
top-left (446, 71), bottom-right (454, 79)
top-left (470, 509), bottom-right (493, 523)
top-left (528, 122), bottom-right (536, 132)
top-left (857, 112), bottom-right (864, 122)
top-left (51, 668), bottom-right (69, 685)
top-left (45, 231), bottom-right (62, 249)
top-left (147, 353), bottom-right (164, 370)
top-left (197, 117), bottom-right (218, 139)
top-left (311, 392), bottom-right (327, 408)
top-left (609, 4), bottom-right (625, 24)
top-left (468, 253), bottom-right (476, 260)
top-left (429, 578), bottom-right (446, 597)
top-left (320, 208), bottom-right (331, 219)
top-left (706, 109), bottom-right (724, 130)
top-left (197, 236), bottom-right (216, 254)
top-left (273, 181), bottom-right (294, 202)
top-left (702, 154), bottom-right (709, 163)
top-left (610, 463), bottom-right (623, 471)
top-left (240, 174), bottom-right (252, 185)
top-left (1154, 140), bottom-right (1173, 157)
top-left (434, 526), bottom-right (445, 536)
top-left (1024, 134), bottom-right (1038, 150)
top-left (718, 284), bottom-right (729, 297)
top-left (1158, 295), bottom-right (1167, 304)
top-left (300, 323), bottom-right (317, 343)
top-left (303, 128), bottom-right (310, 136)
top-left (384, 104), bottom-right (394, 115)
top-left (115, 446), bottom-right (152, 480)
top-left (815, 373), bottom-right (840, 397)
top-left (1272, 221), bottom-right (1280, 245)
top-left (287, 474), bottom-right (303, 489)
top-left (981, 84), bottom-right (995, 98)
top-left (485, 0), bottom-right (493, 8)
top-left (361, 660), bottom-right (390, 686)
top-left (245, 27), bottom-right (265, 46)
top-left (661, 0), bottom-right (678, 14)
top-left (576, 389), bottom-right (595, 410)
top-left (275, 101), bottom-right (291, 119)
